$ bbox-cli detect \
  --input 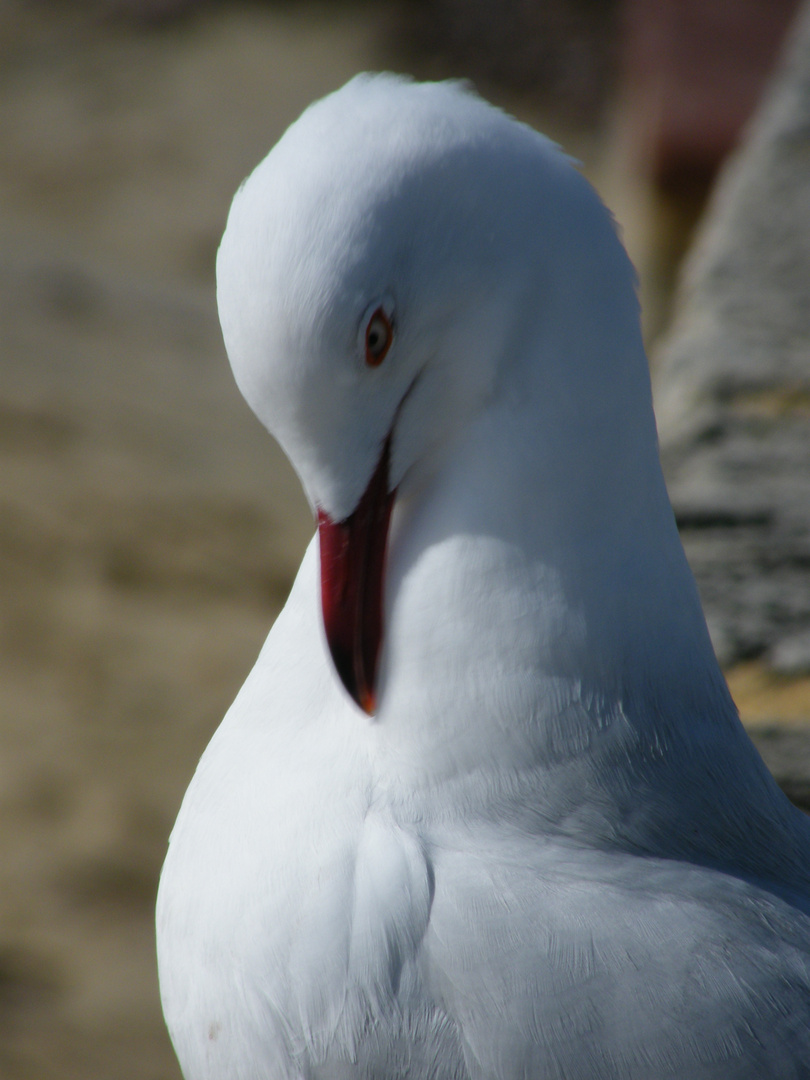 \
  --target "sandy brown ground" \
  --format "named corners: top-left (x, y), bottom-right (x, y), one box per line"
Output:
top-left (0, 4), bottom-right (807, 1078)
